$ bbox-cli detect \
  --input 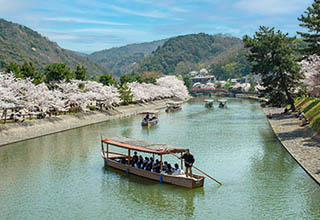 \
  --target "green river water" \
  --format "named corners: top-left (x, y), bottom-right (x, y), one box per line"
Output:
top-left (0, 98), bottom-right (319, 220)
